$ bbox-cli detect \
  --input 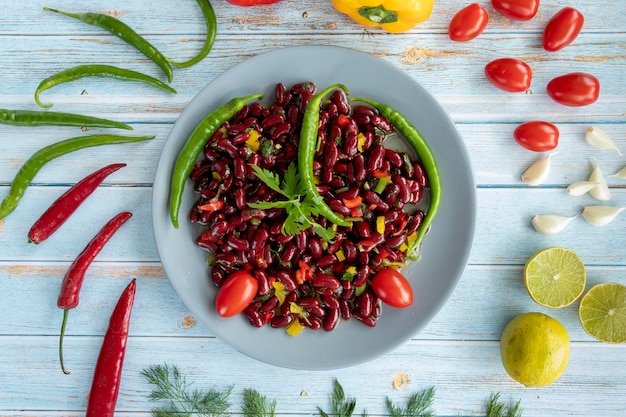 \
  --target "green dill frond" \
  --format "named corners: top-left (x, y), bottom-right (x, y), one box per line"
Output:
top-left (242, 388), bottom-right (277, 417)
top-left (386, 386), bottom-right (435, 417)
